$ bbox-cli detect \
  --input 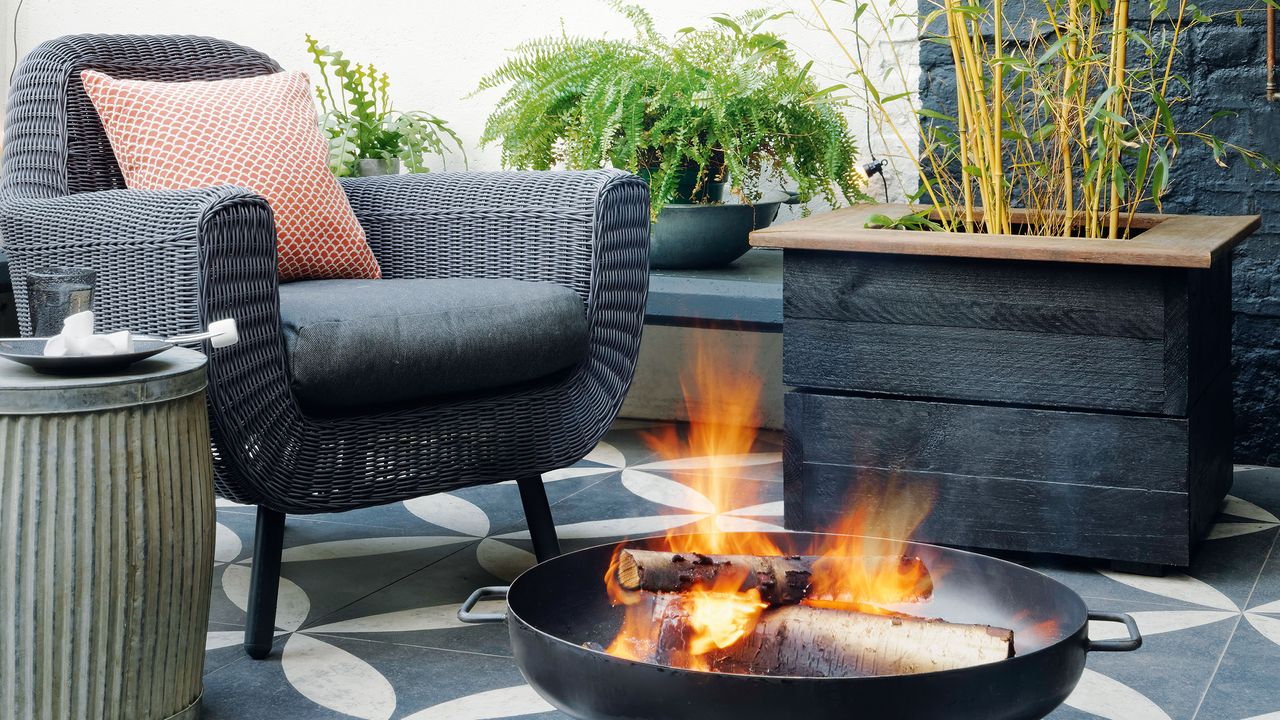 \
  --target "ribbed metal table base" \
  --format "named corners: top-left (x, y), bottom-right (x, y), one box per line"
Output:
top-left (0, 352), bottom-right (213, 720)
